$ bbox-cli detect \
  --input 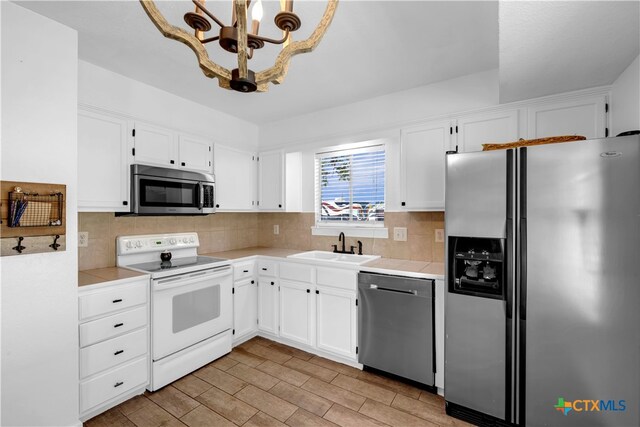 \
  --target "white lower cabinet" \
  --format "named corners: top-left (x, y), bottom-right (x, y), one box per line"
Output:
top-left (258, 277), bottom-right (279, 335)
top-left (78, 276), bottom-right (150, 422)
top-left (233, 278), bottom-right (257, 341)
top-left (316, 285), bottom-right (357, 359)
top-left (279, 280), bottom-right (314, 346)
